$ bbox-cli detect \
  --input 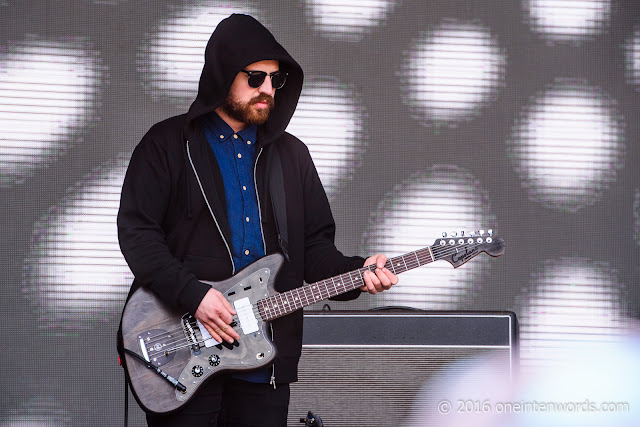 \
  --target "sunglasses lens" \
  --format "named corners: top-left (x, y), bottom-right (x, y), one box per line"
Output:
top-left (244, 70), bottom-right (287, 89)
top-left (247, 71), bottom-right (267, 88)
top-left (271, 72), bottom-right (287, 89)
